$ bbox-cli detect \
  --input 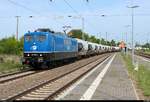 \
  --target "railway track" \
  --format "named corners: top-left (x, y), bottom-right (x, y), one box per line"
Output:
top-left (0, 70), bottom-right (43, 84)
top-left (0, 67), bottom-right (33, 78)
top-left (135, 52), bottom-right (150, 59)
top-left (4, 54), bottom-right (111, 101)
top-left (0, 55), bottom-right (101, 84)
top-left (0, 54), bottom-right (106, 84)
top-left (0, 56), bottom-right (90, 84)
